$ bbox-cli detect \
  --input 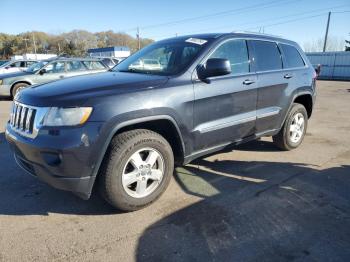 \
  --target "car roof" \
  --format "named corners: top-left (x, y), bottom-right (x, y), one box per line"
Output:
top-left (9, 59), bottom-right (37, 62)
top-left (40, 57), bottom-right (104, 63)
top-left (159, 32), bottom-right (297, 45)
